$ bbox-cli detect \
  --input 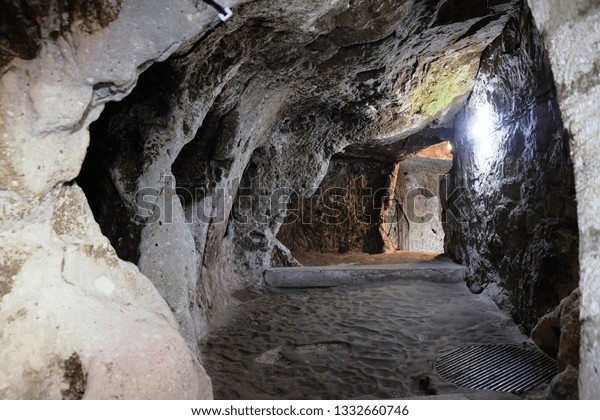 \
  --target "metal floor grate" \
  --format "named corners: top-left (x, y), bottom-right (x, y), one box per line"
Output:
top-left (434, 344), bottom-right (558, 393)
